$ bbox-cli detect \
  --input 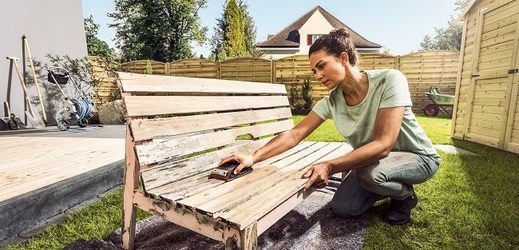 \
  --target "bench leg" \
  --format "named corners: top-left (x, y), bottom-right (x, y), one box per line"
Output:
top-left (225, 223), bottom-right (257, 250)
top-left (122, 195), bottom-right (137, 249)
top-left (122, 125), bottom-right (138, 249)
